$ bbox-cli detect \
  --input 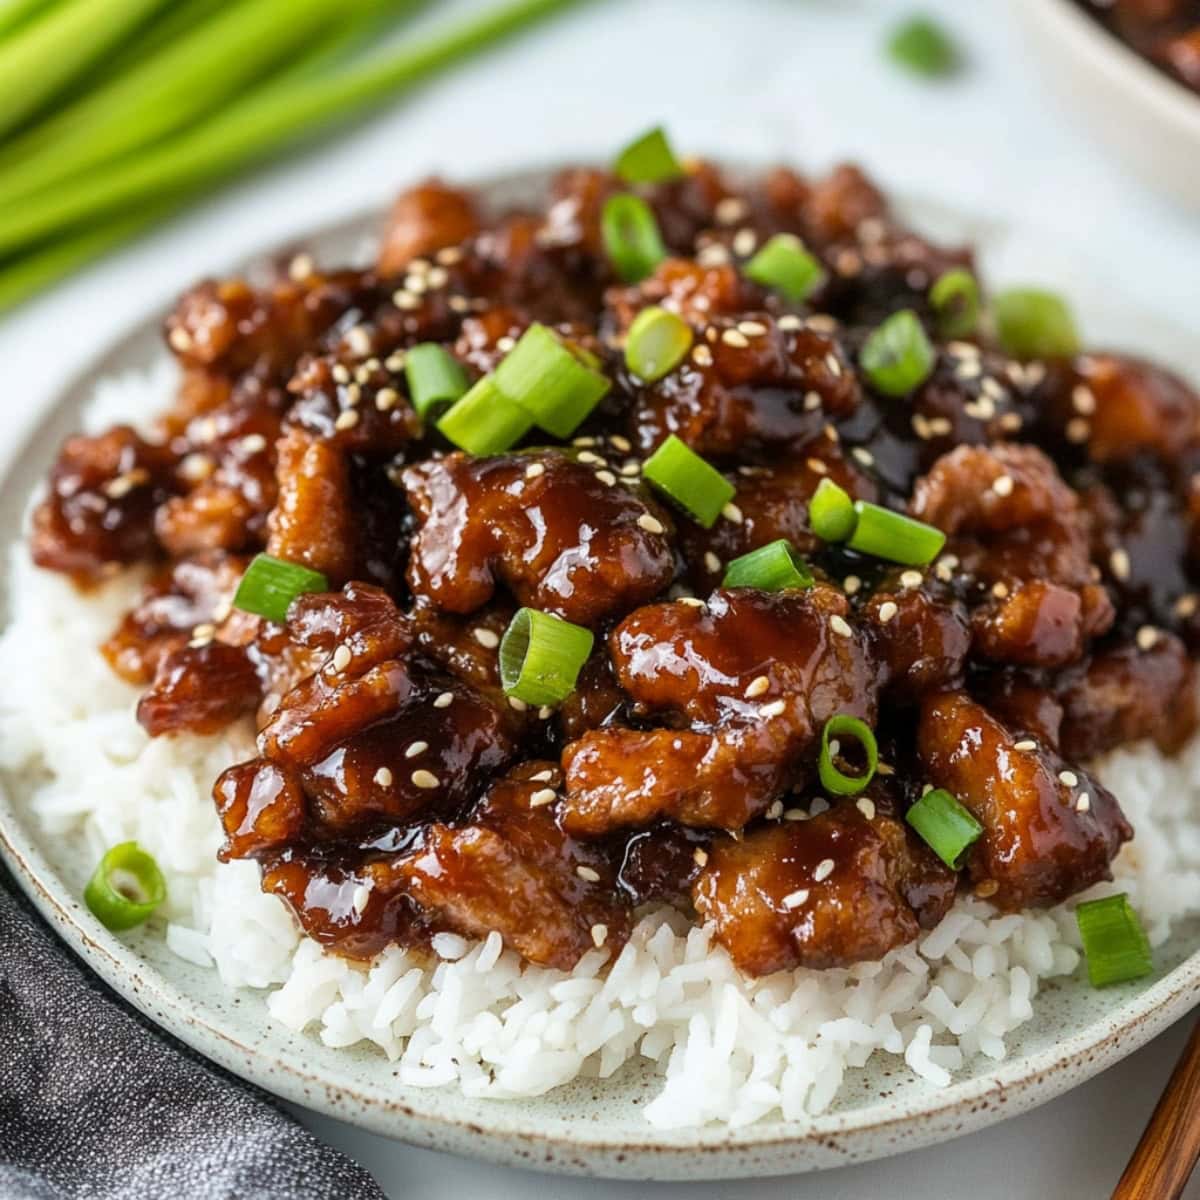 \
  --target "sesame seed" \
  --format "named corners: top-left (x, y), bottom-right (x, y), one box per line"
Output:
top-left (732, 228), bottom-right (757, 256)
top-left (856, 797), bottom-right (876, 820)
top-left (745, 675), bottom-right (770, 698)
top-left (878, 600), bottom-right (898, 624)
top-left (411, 769), bottom-right (440, 789)
top-left (433, 691), bottom-right (454, 709)
top-left (1059, 770), bottom-right (1078, 787)
top-left (384, 352), bottom-right (406, 372)
top-left (715, 197), bottom-right (748, 224)
top-left (1066, 418), bottom-right (1091, 444)
top-left (813, 858), bottom-right (835, 883)
top-left (806, 314), bottom-right (838, 334)
top-left (473, 628), bottom-right (500, 649)
top-left (824, 353), bottom-right (843, 378)
top-left (779, 315), bottom-right (804, 332)
top-left (975, 879), bottom-right (999, 899)
top-left (590, 923), bottom-right (608, 948)
top-left (352, 883), bottom-right (371, 914)
top-left (921, 783), bottom-right (933, 795)
top-left (722, 502), bottom-right (744, 524)
top-left (803, 391), bottom-right (822, 412)
top-left (992, 582), bottom-right (1010, 599)
top-left (760, 699), bottom-right (786, 719)
top-left (806, 457), bottom-right (828, 475)
top-left (1013, 740), bottom-right (1037, 752)
top-left (696, 243), bottom-right (731, 268)
top-left (992, 474), bottom-right (1014, 497)
top-left (168, 327), bottom-right (192, 352)
top-left (830, 614), bottom-right (853, 638)
top-left (876, 762), bottom-right (895, 776)
top-left (345, 327), bottom-right (372, 357)
top-left (1076, 793), bottom-right (1091, 813)
top-left (392, 289), bottom-right (419, 310)
top-left (530, 788), bottom-right (557, 808)
top-left (721, 328), bottom-right (750, 349)
top-left (508, 696), bottom-right (528, 712)
top-left (427, 266), bottom-right (449, 289)
top-left (1071, 384), bottom-right (1096, 415)
top-left (103, 469), bottom-right (150, 499)
top-left (331, 644), bottom-right (352, 672)
top-left (448, 295), bottom-right (470, 313)
top-left (595, 470), bottom-right (617, 486)
top-left (1176, 594), bottom-right (1198, 618)
top-left (1110, 548), bottom-right (1131, 581)
top-left (851, 447), bottom-right (875, 467)
top-left (577, 450), bottom-right (603, 465)
top-left (692, 344), bottom-right (714, 367)
top-left (704, 551), bottom-right (722, 574)
top-left (899, 570), bottom-right (923, 590)
top-left (523, 462), bottom-right (546, 481)
top-left (538, 706), bottom-right (554, 719)
top-left (334, 409), bottom-right (359, 431)
top-left (843, 575), bottom-right (861, 595)
top-left (1136, 625), bottom-right (1160, 651)
top-left (766, 800), bottom-right (784, 820)
top-left (343, 382), bottom-right (362, 407)
top-left (783, 808), bottom-right (807, 821)
top-left (404, 741), bottom-right (427, 758)
top-left (781, 889), bottom-right (810, 911)
top-left (619, 461), bottom-right (641, 477)
top-left (679, 597), bottom-right (706, 608)
top-left (928, 417), bottom-right (952, 436)
top-left (374, 767), bottom-right (393, 787)
top-left (375, 387), bottom-right (399, 411)
top-left (638, 513), bottom-right (665, 535)
top-left (693, 847), bottom-right (709, 867)
top-left (999, 412), bottom-right (1023, 433)
top-left (405, 274), bottom-right (428, 295)
top-left (576, 865), bottom-right (600, 882)
top-left (738, 320), bottom-right (768, 338)
top-left (288, 253), bottom-right (314, 281)
top-left (436, 246), bottom-right (463, 265)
